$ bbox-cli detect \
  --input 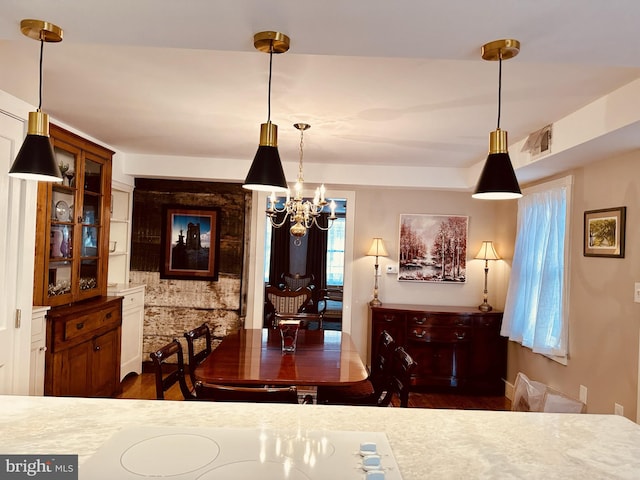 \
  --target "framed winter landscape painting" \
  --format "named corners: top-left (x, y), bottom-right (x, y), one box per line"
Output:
top-left (398, 214), bottom-right (468, 283)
